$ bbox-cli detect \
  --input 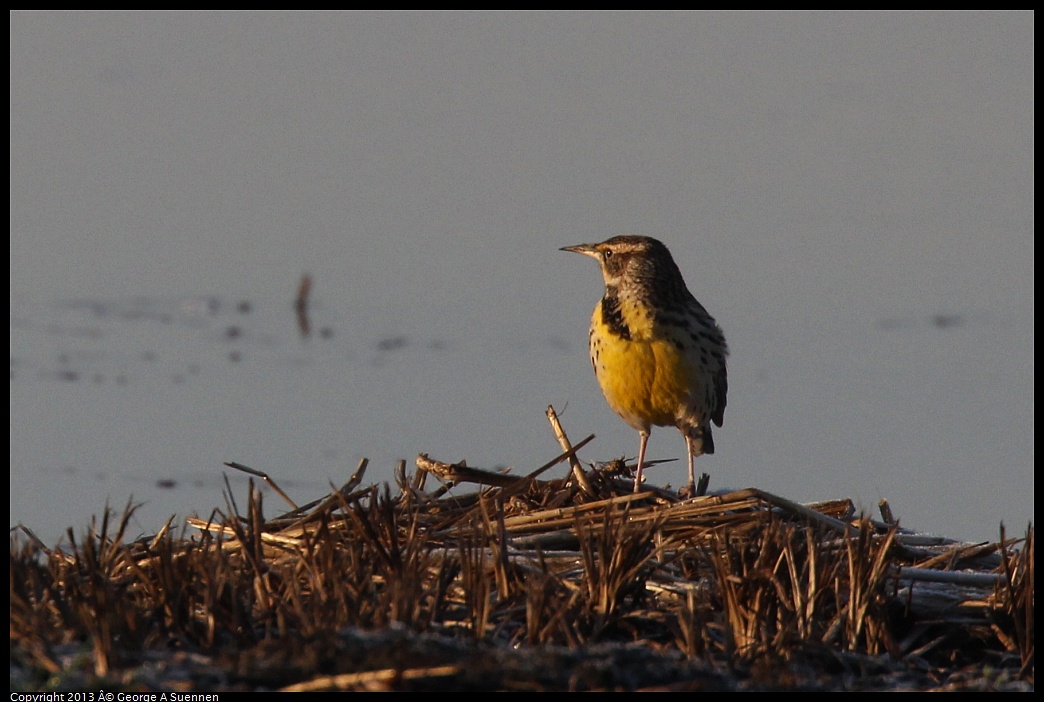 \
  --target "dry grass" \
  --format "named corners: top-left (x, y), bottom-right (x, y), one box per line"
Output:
top-left (9, 422), bottom-right (1034, 691)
